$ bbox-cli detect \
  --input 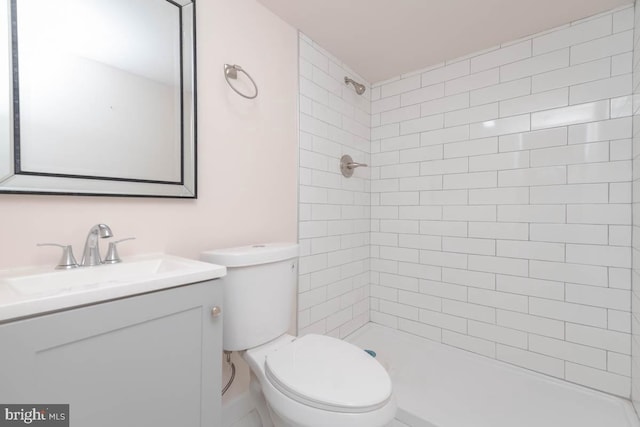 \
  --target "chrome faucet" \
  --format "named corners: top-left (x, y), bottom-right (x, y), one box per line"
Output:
top-left (81, 224), bottom-right (113, 266)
